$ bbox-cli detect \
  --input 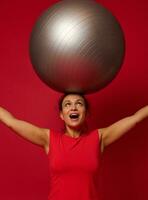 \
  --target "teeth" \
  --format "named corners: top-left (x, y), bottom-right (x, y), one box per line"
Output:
top-left (69, 113), bottom-right (79, 119)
